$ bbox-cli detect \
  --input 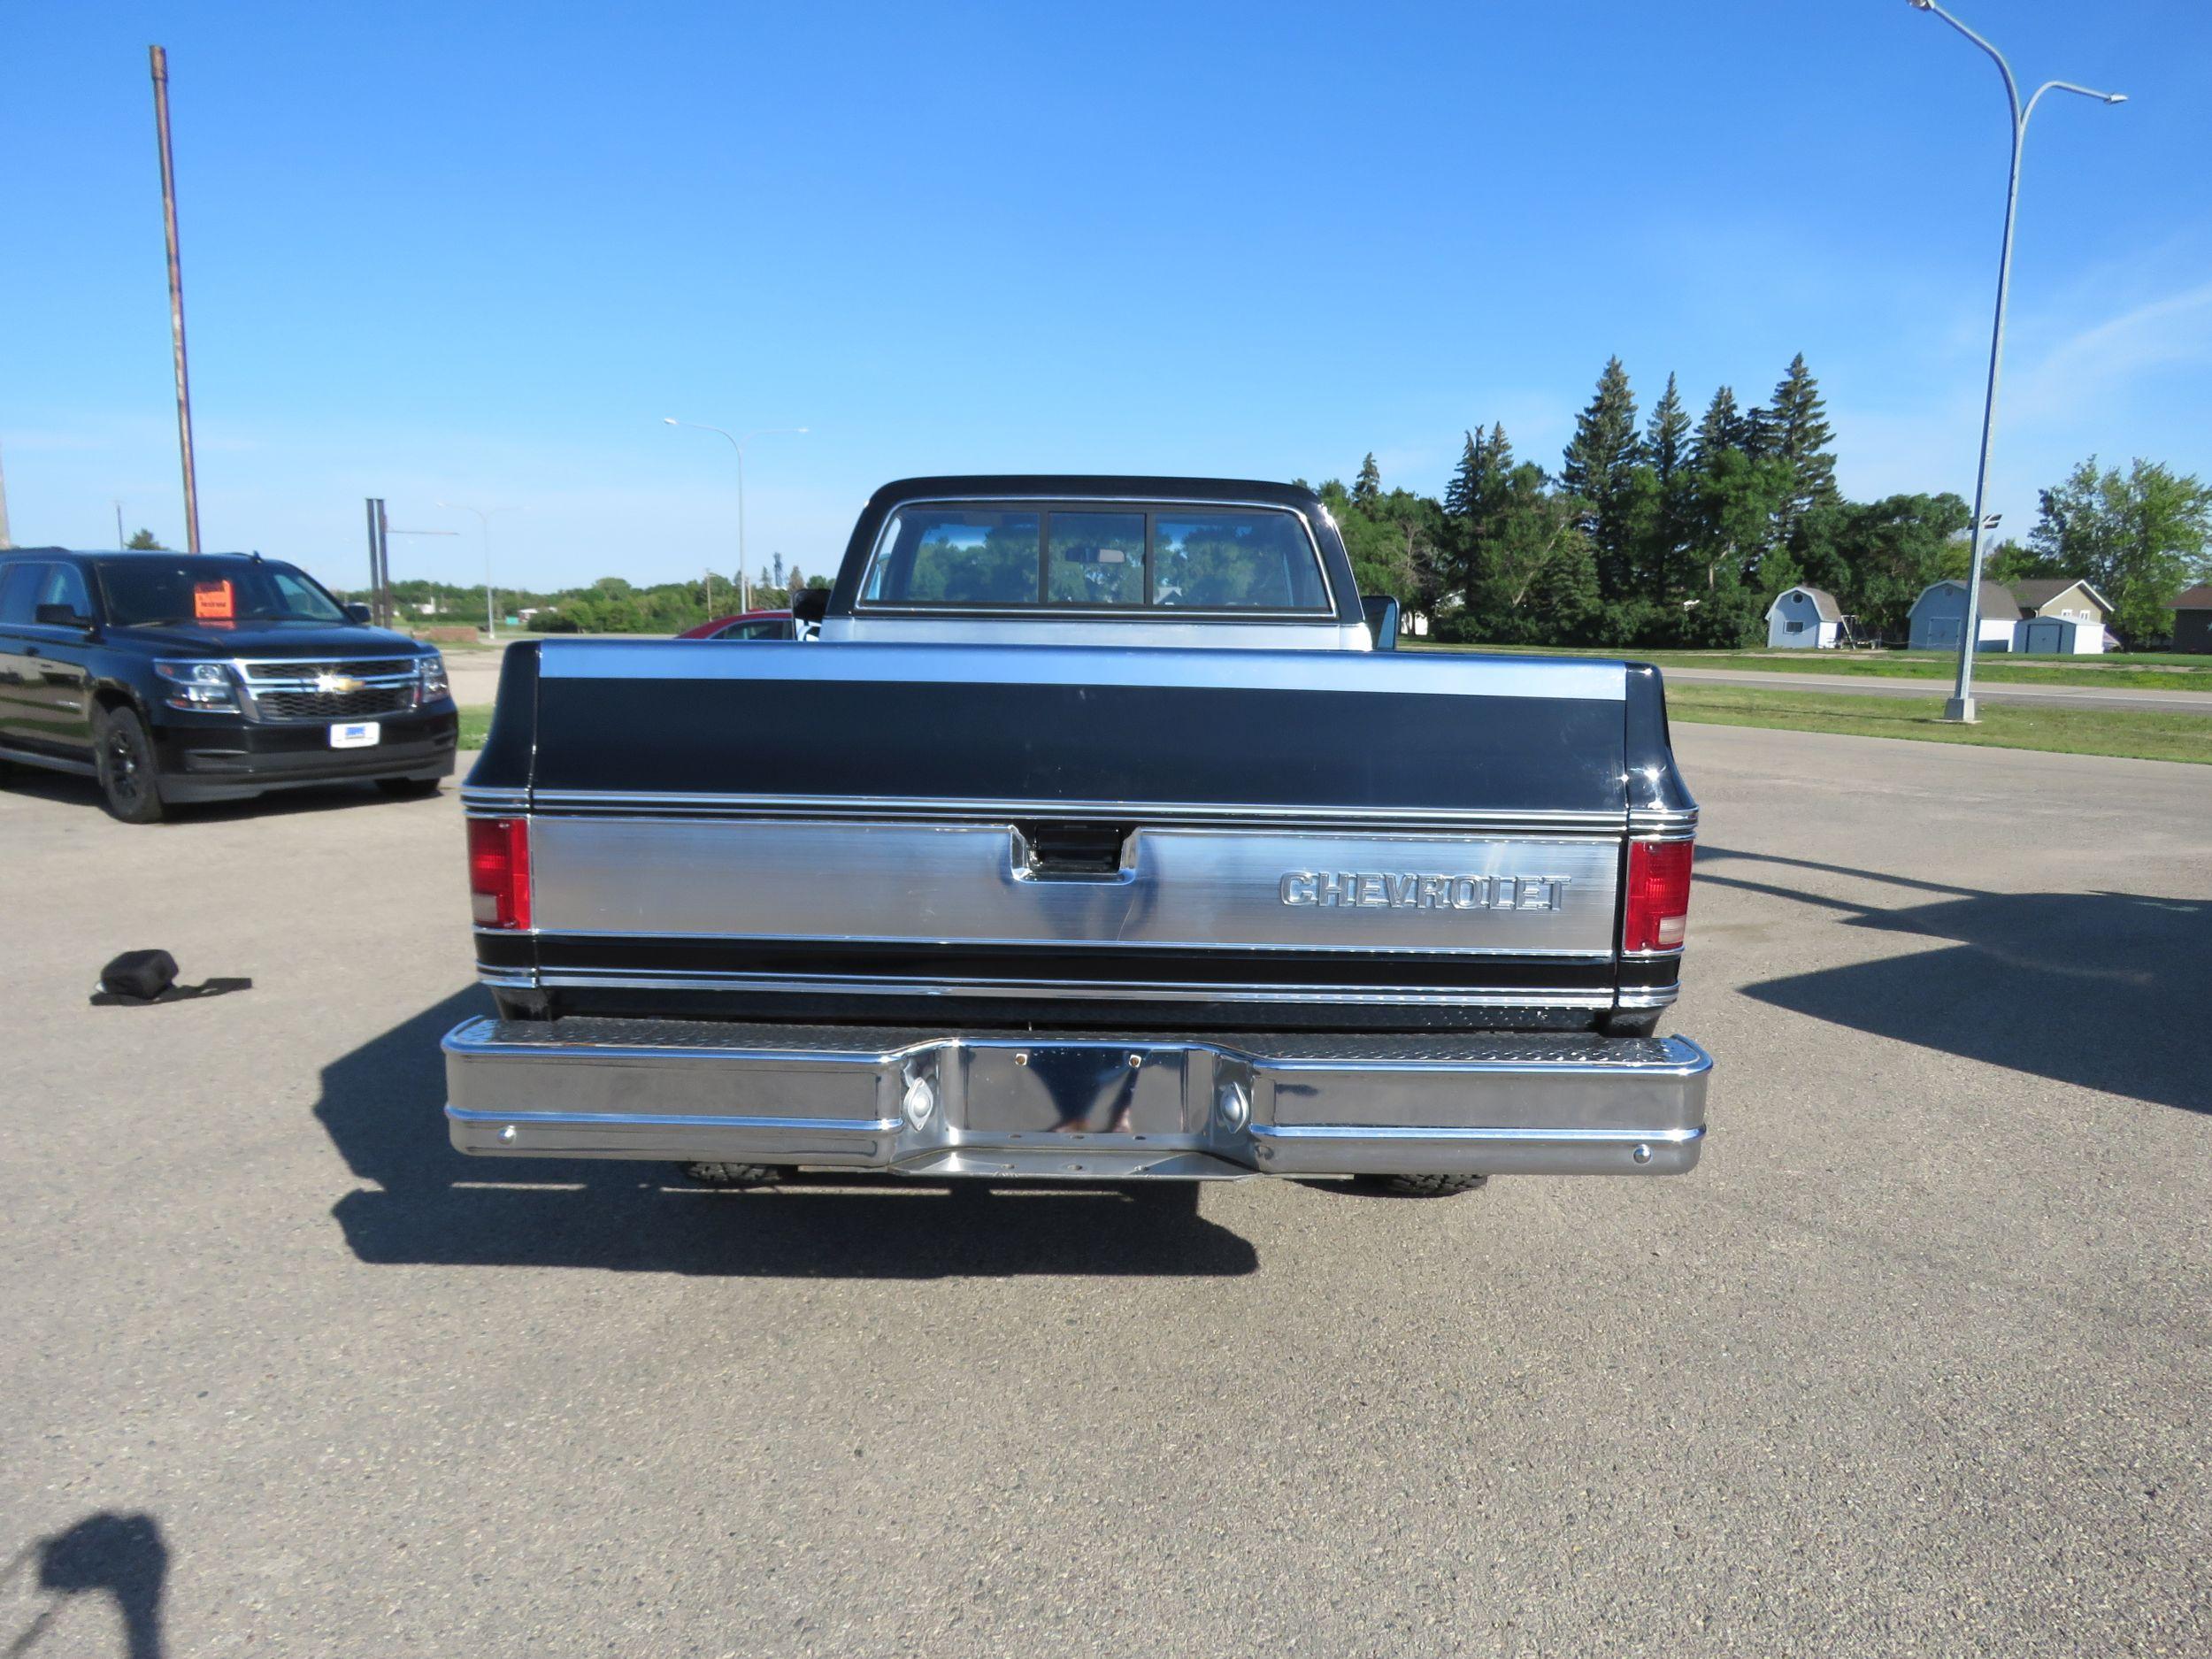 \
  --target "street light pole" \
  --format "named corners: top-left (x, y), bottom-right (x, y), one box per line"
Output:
top-left (1907, 1), bottom-right (2125, 722)
top-left (149, 45), bottom-right (202, 555)
top-left (437, 502), bottom-right (520, 640)
top-left (663, 419), bottom-right (808, 613)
